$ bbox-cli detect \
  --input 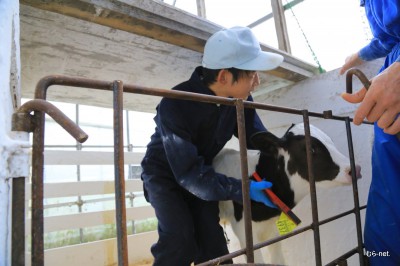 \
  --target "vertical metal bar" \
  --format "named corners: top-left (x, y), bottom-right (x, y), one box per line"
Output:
top-left (125, 110), bottom-right (133, 180)
top-left (31, 110), bottom-right (45, 266)
top-left (235, 99), bottom-right (254, 263)
top-left (125, 110), bottom-right (136, 234)
top-left (12, 177), bottom-right (25, 266)
top-left (76, 104), bottom-right (84, 243)
top-left (344, 117), bottom-right (365, 266)
top-left (302, 110), bottom-right (322, 266)
top-left (113, 80), bottom-right (129, 266)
